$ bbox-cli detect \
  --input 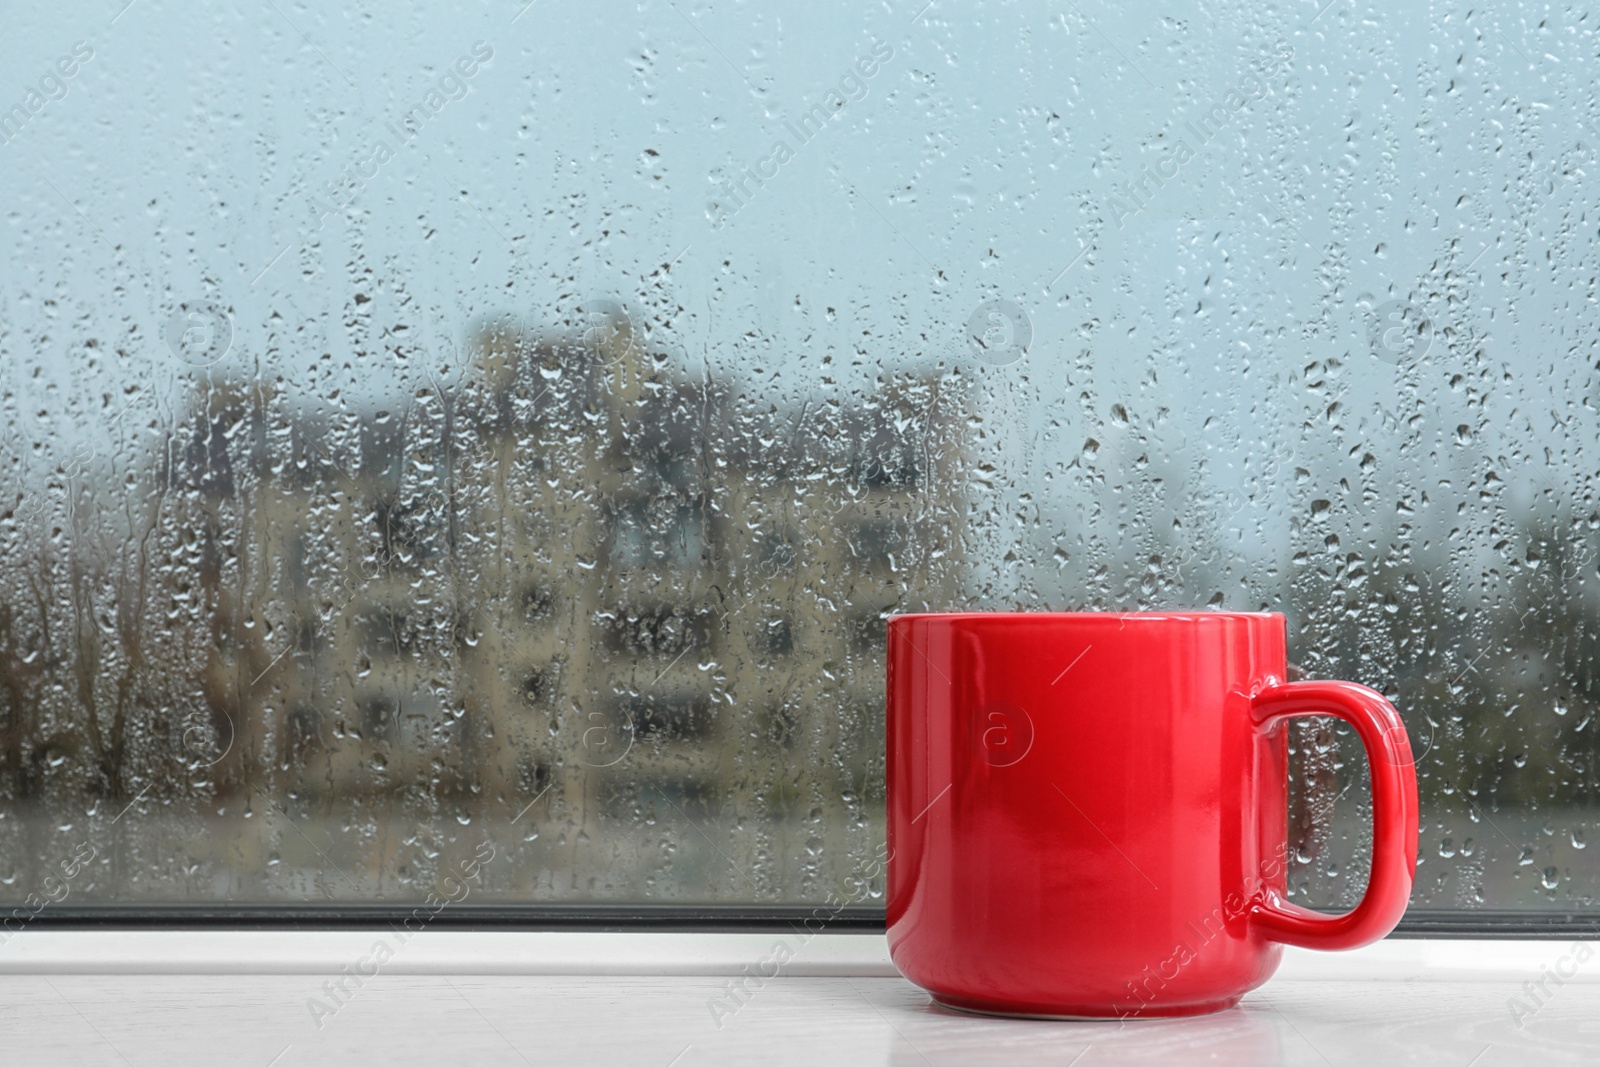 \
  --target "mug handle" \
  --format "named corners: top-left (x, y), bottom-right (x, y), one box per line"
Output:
top-left (1247, 680), bottom-right (1419, 950)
